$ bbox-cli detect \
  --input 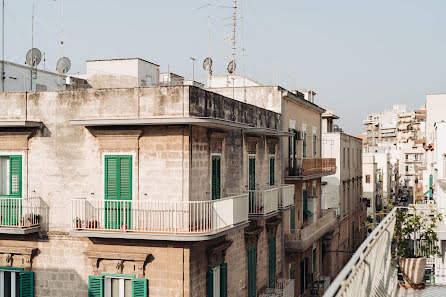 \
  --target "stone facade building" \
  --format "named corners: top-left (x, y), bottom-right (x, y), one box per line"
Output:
top-left (321, 110), bottom-right (367, 280)
top-left (208, 75), bottom-right (337, 296)
top-left (0, 82), bottom-right (295, 296)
